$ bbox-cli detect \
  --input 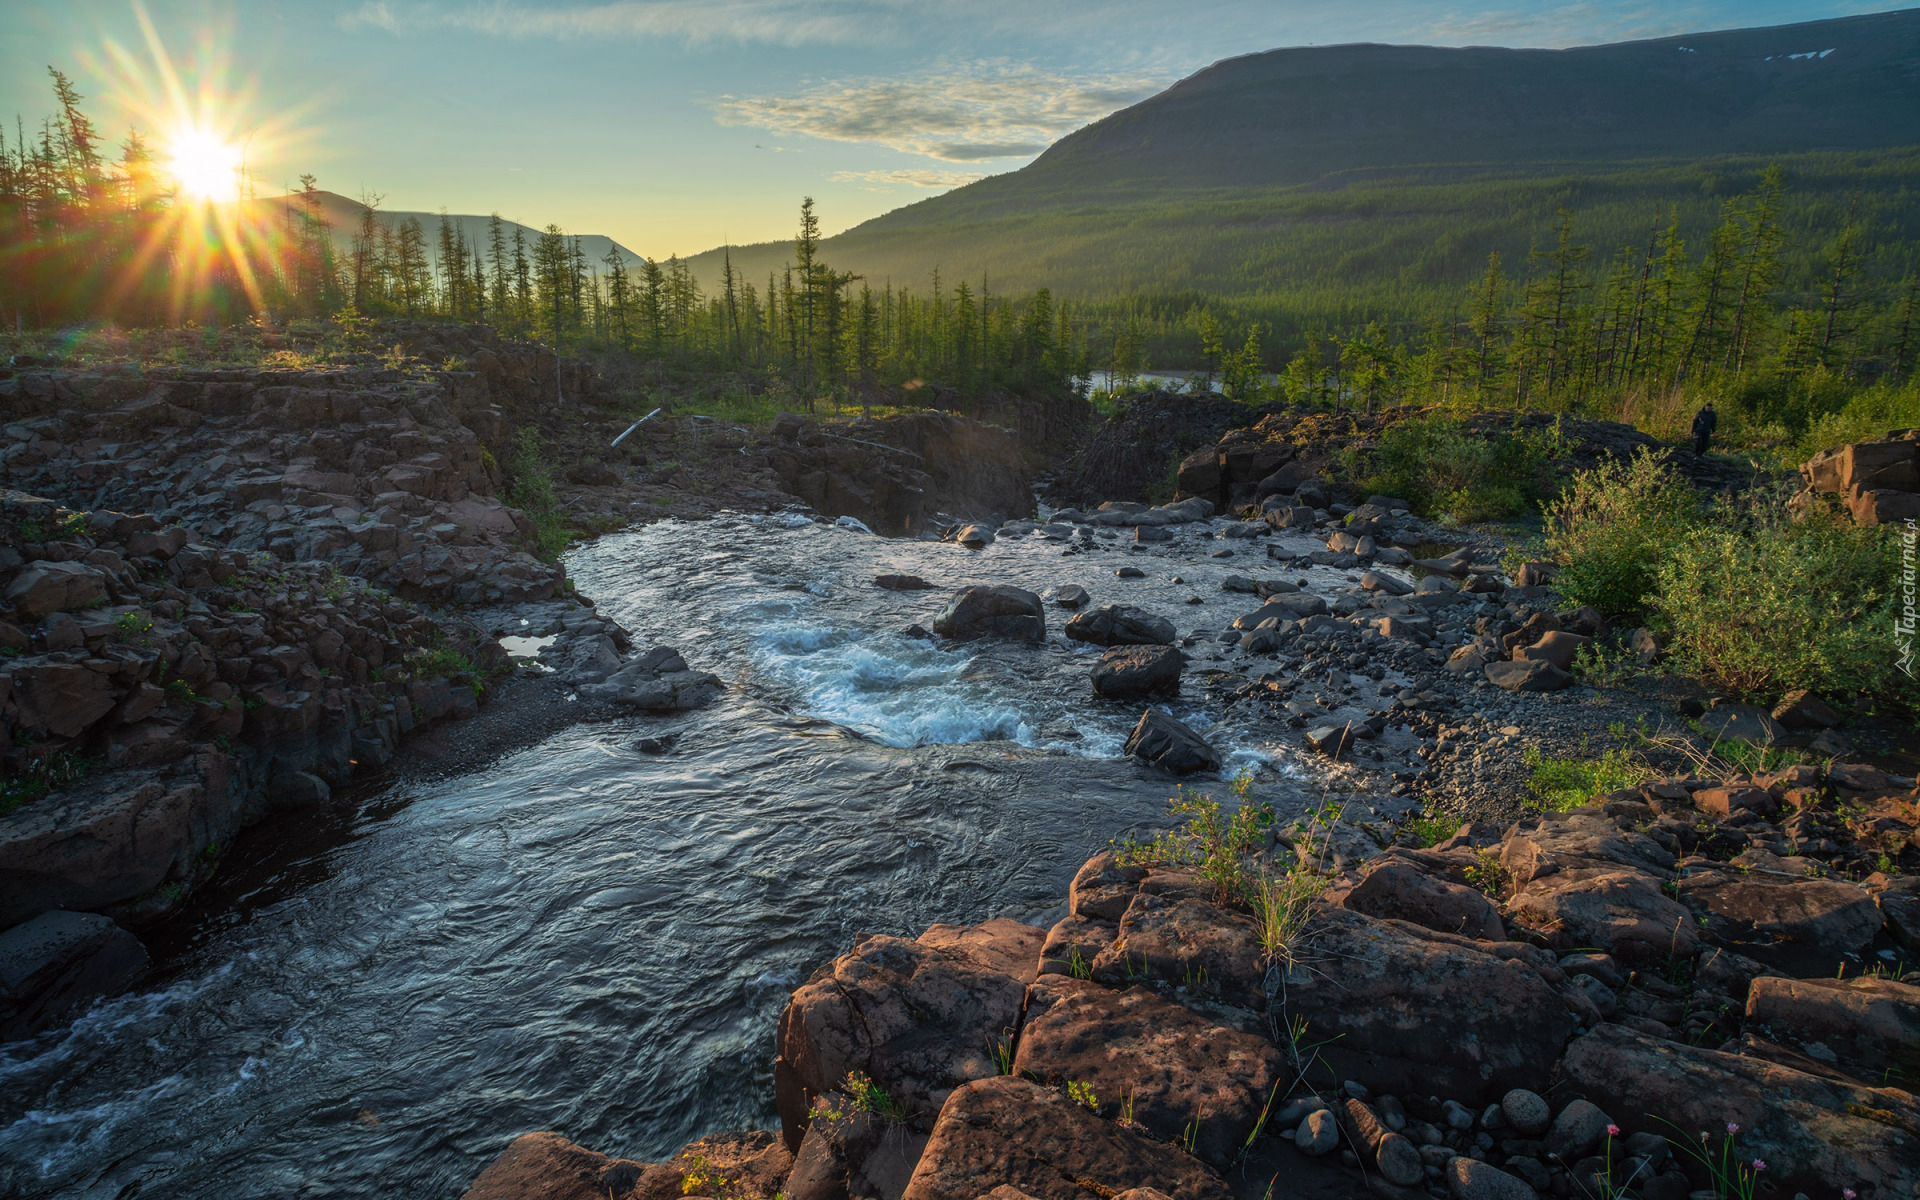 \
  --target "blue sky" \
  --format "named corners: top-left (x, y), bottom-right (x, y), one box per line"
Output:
top-left (1, 1), bottom-right (1893, 257)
